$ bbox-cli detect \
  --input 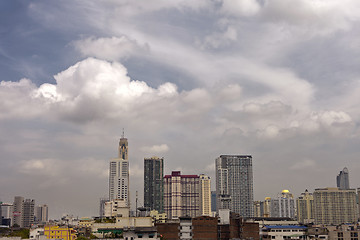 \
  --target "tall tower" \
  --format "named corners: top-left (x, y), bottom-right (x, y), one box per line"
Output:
top-left (119, 130), bottom-right (128, 160)
top-left (271, 190), bottom-right (295, 218)
top-left (144, 157), bottom-right (164, 213)
top-left (215, 155), bottom-right (253, 218)
top-left (12, 196), bottom-right (24, 227)
top-left (337, 167), bottom-right (350, 190)
top-left (22, 199), bottom-right (35, 228)
top-left (164, 171), bottom-right (201, 219)
top-left (109, 135), bottom-right (129, 206)
top-left (296, 189), bottom-right (314, 224)
top-left (199, 174), bottom-right (211, 216)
